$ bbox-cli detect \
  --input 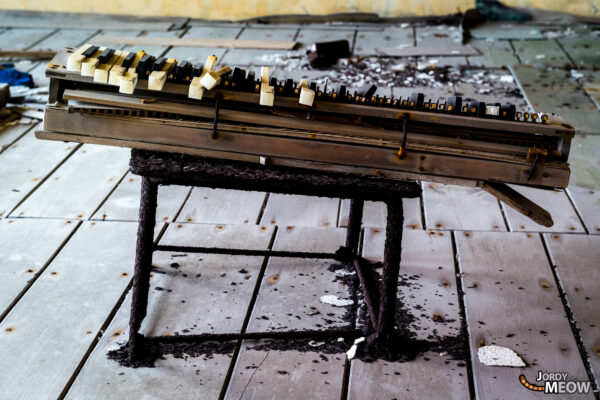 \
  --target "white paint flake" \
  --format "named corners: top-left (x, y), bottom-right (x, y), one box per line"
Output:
top-left (478, 345), bottom-right (526, 367)
top-left (319, 295), bottom-right (354, 307)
